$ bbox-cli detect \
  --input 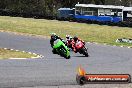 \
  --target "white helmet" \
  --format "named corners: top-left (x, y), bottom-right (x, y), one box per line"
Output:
top-left (66, 35), bottom-right (70, 39)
